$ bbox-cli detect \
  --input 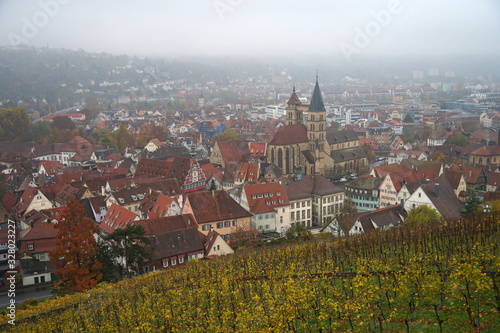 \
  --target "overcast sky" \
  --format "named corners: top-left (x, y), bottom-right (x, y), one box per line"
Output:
top-left (0, 0), bottom-right (499, 60)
